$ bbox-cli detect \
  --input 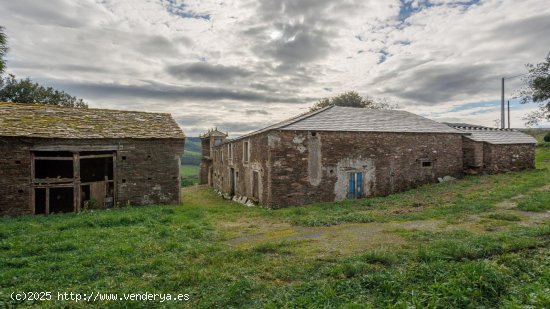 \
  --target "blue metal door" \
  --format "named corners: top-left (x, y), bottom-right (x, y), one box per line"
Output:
top-left (348, 172), bottom-right (363, 199)
top-left (348, 173), bottom-right (355, 199)
top-left (357, 172), bottom-right (363, 198)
